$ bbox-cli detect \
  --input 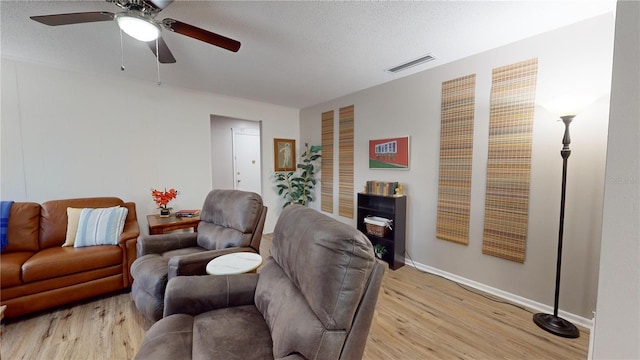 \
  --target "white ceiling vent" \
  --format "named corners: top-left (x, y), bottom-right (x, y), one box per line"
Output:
top-left (386, 54), bottom-right (436, 73)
